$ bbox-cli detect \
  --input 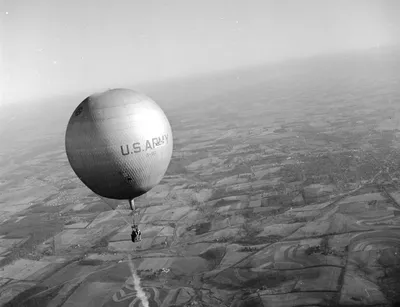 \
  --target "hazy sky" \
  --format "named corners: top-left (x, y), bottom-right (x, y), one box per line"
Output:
top-left (1, 0), bottom-right (399, 104)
